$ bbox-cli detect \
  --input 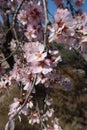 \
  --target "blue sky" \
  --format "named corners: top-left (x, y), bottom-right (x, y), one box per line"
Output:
top-left (82, 1), bottom-right (87, 11)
